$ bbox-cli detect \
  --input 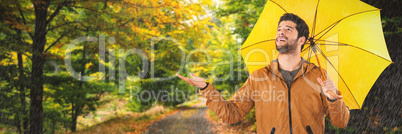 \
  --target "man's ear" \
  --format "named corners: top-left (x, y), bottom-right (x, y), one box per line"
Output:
top-left (298, 36), bottom-right (306, 45)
